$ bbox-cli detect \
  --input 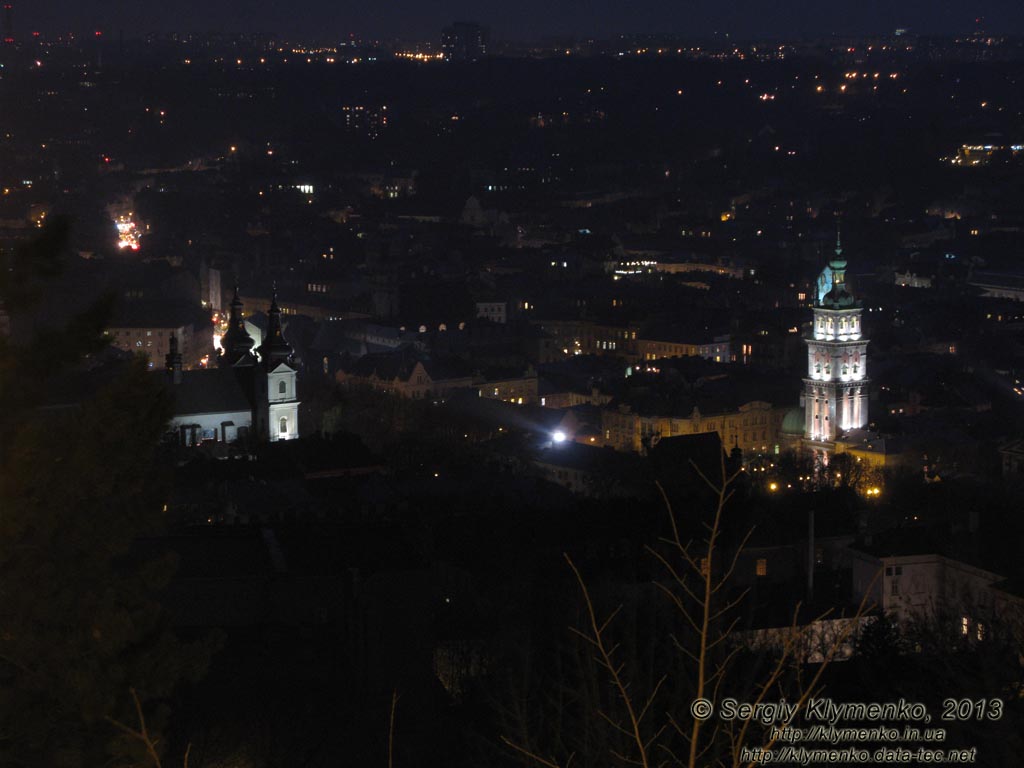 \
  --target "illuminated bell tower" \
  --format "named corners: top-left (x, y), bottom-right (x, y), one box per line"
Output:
top-left (804, 235), bottom-right (868, 442)
top-left (255, 289), bottom-right (299, 442)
